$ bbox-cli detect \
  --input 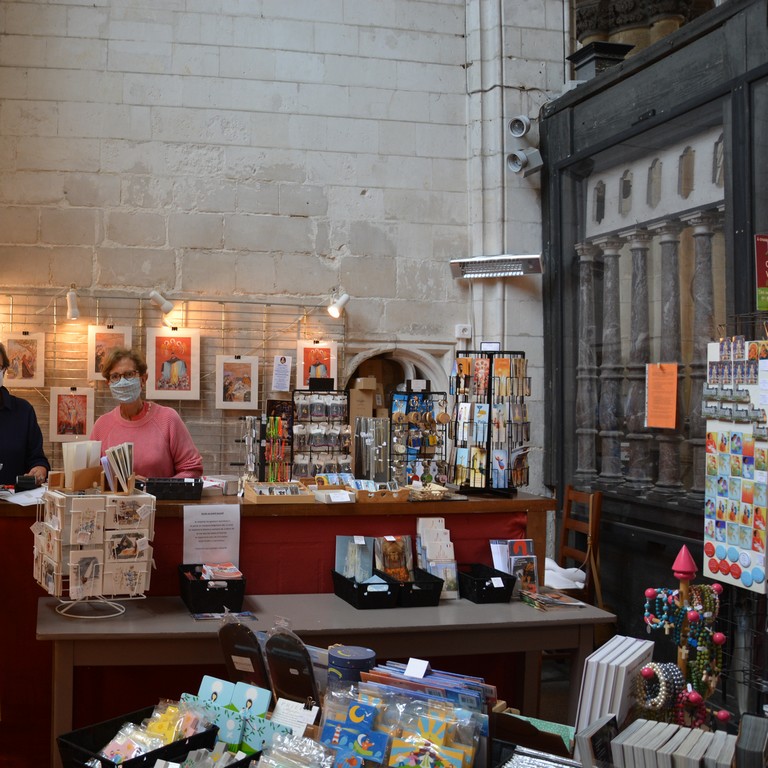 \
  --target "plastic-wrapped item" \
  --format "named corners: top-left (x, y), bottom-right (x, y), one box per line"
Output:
top-left (99, 721), bottom-right (166, 763)
top-left (257, 732), bottom-right (335, 768)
